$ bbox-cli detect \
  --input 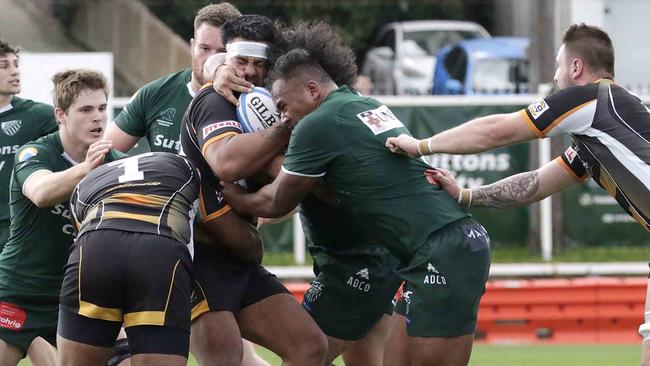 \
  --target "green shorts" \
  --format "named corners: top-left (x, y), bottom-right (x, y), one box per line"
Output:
top-left (302, 247), bottom-right (401, 341)
top-left (397, 217), bottom-right (491, 337)
top-left (0, 289), bottom-right (58, 355)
